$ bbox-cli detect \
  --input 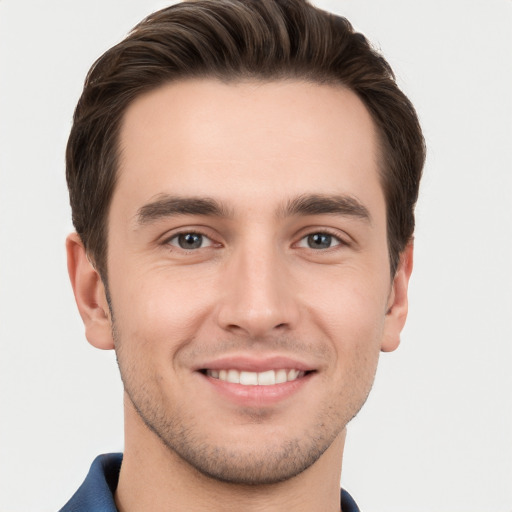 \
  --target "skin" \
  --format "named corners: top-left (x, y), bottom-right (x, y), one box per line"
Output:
top-left (67, 79), bottom-right (413, 512)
